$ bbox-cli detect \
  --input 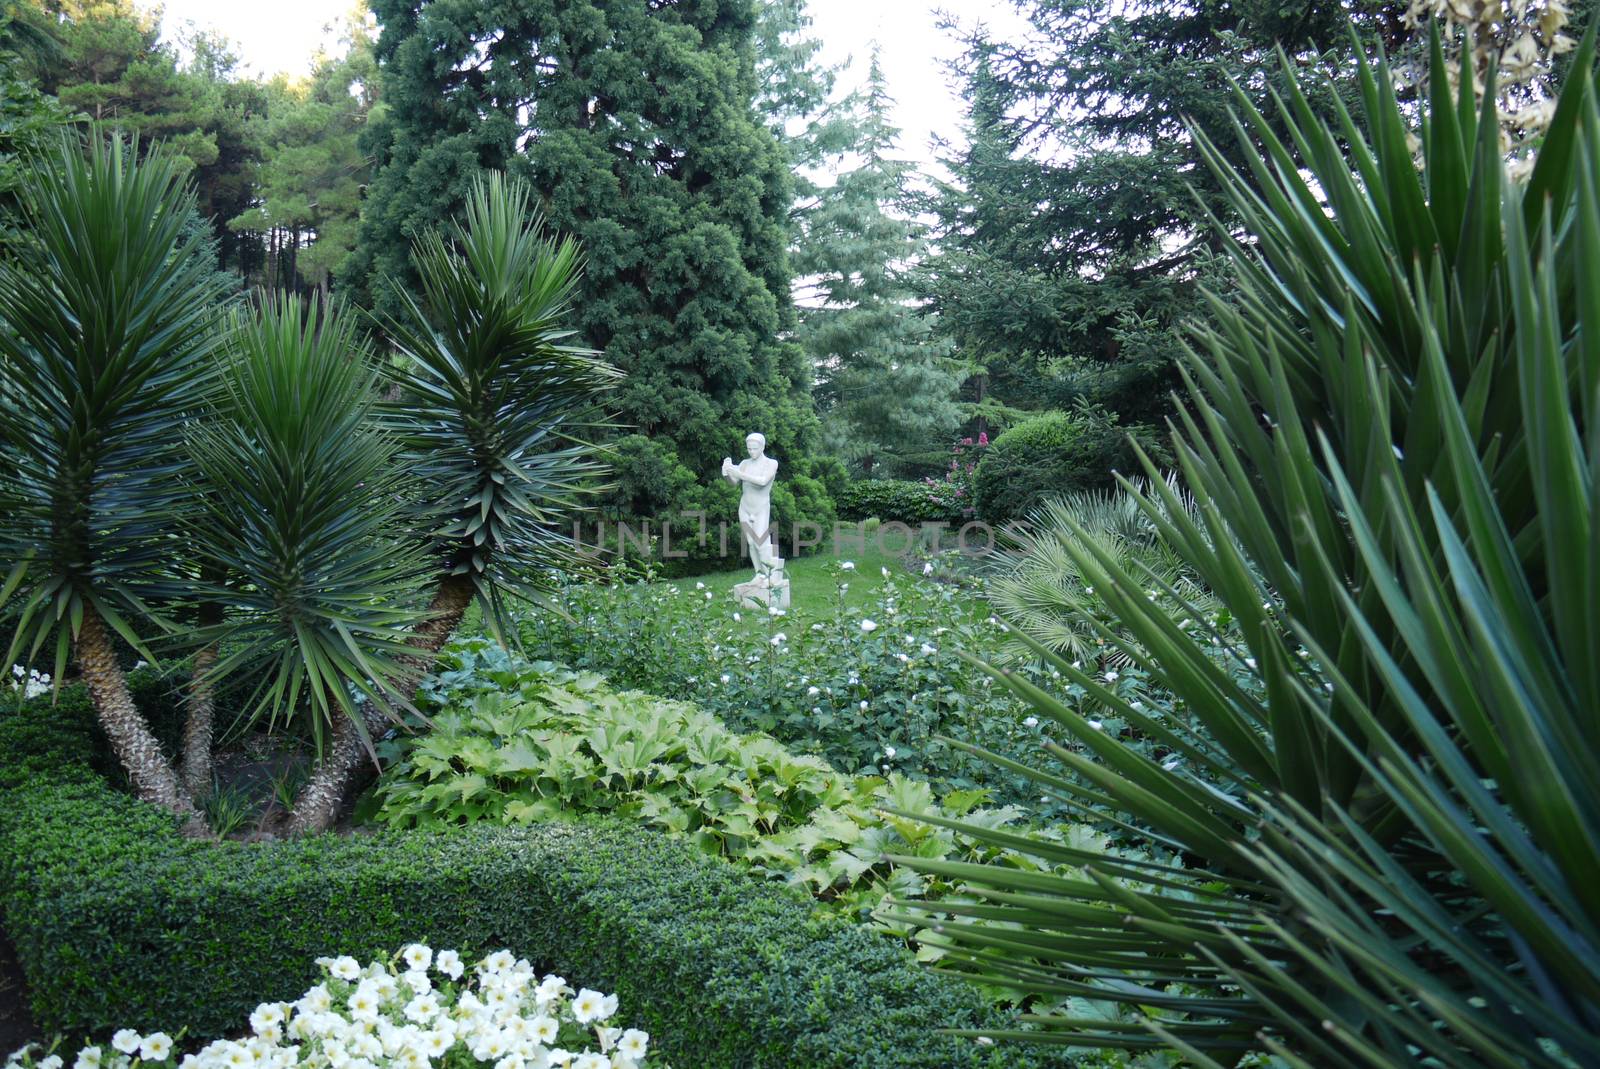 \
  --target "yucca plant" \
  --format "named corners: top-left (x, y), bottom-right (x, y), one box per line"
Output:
top-left (986, 476), bottom-right (1219, 666)
top-left (220, 172), bottom-right (622, 834)
top-left (188, 296), bottom-right (435, 835)
top-left (383, 172), bottom-right (618, 646)
top-left (0, 134), bottom-right (228, 826)
top-left (881, 25), bottom-right (1600, 1067)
